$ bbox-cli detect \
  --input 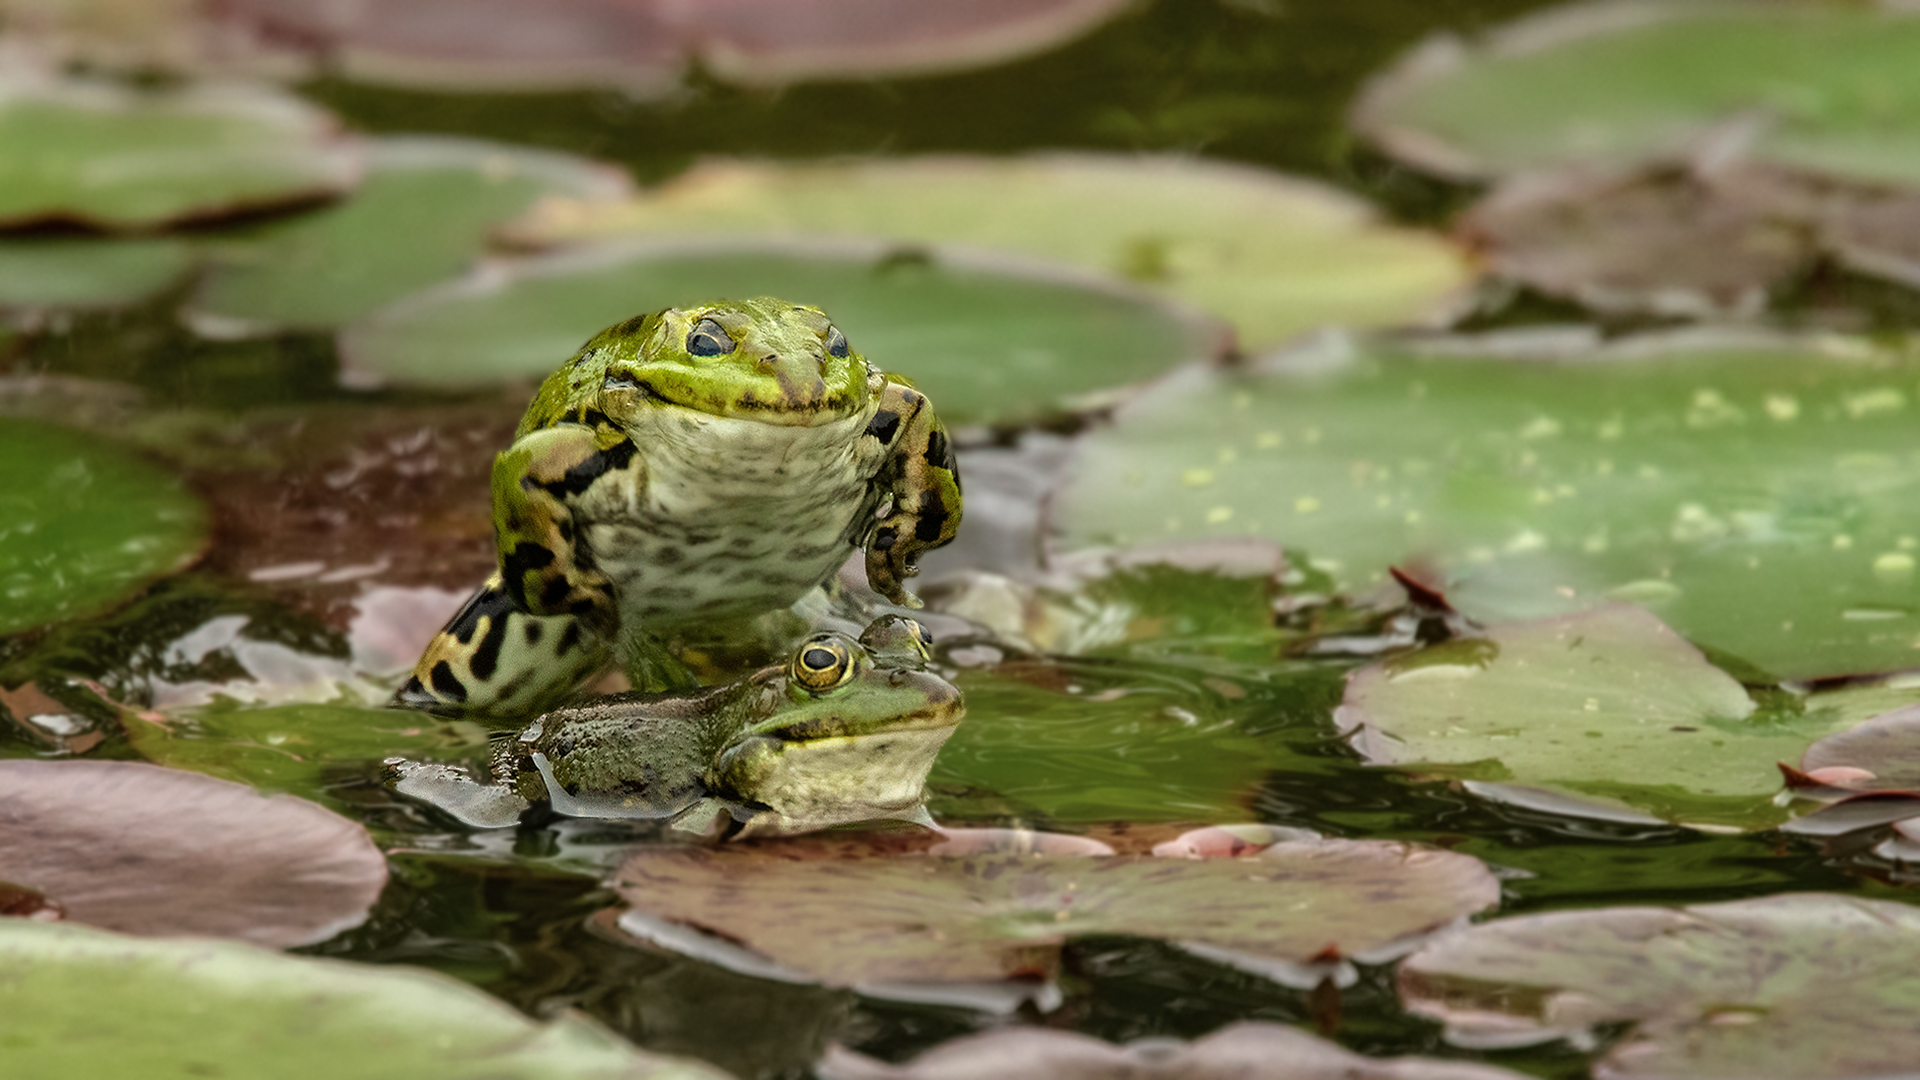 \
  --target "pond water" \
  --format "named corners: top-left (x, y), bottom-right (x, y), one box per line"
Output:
top-left (8, 2), bottom-right (1920, 1078)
